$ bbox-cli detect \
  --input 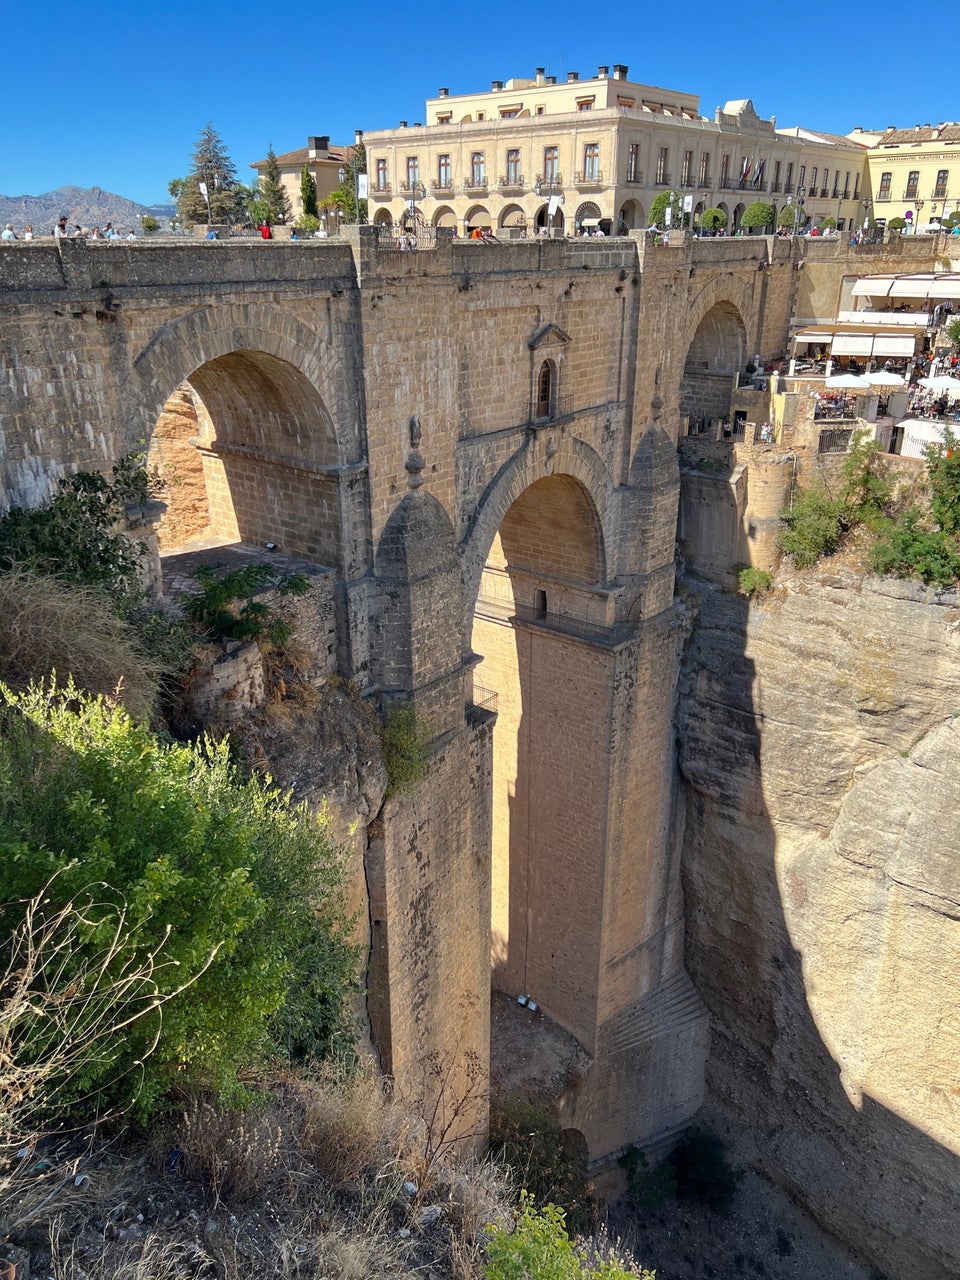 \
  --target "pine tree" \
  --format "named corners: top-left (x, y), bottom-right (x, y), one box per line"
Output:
top-left (168, 123), bottom-right (242, 227)
top-left (300, 164), bottom-right (319, 221)
top-left (328, 142), bottom-right (367, 224)
top-left (259, 145), bottom-right (292, 226)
